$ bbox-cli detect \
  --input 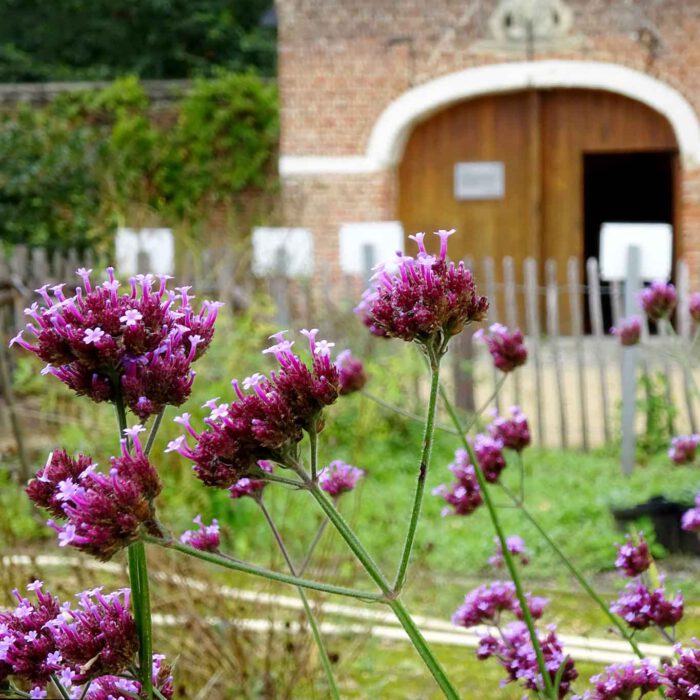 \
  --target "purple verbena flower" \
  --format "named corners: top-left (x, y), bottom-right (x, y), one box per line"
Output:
top-left (611, 315), bottom-right (642, 346)
top-left (335, 349), bottom-right (368, 395)
top-left (487, 406), bottom-right (531, 452)
top-left (50, 588), bottom-right (137, 682)
top-left (472, 433), bottom-right (506, 483)
top-left (355, 230), bottom-right (488, 344)
top-left (318, 460), bottom-right (365, 497)
top-left (669, 434), bottom-right (700, 465)
top-left (170, 329), bottom-right (340, 489)
top-left (690, 293), bottom-right (700, 324)
top-left (229, 477), bottom-right (267, 500)
top-left (488, 535), bottom-right (529, 568)
top-left (639, 281), bottom-right (677, 320)
top-left (179, 515), bottom-right (220, 552)
top-left (0, 582), bottom-right (61, 685)
top-left (30, 431), bottom-right (162, 560)
top-left (475, 323), bottom-right (528, 373)
top-left (615, 534), bottom-right (652, 577)
top-left (477, 621), bottom-right (577, 698)
top-left (433, 449), bottom-right (482, 516)
top-left (9, 269), bottom-right (221, 418)
top-left (451, 581), bottom-right (546, 628)
top-left (682, 494), bottom-right (700, 532)
top-left (580, 659), bottom-right (661, 699)
top-left (82, 654), bottom-right (173, 700)
top-left (663, 642), bottom-right (700, 699)
top-left (610, 582), bottom-right (683, 630)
